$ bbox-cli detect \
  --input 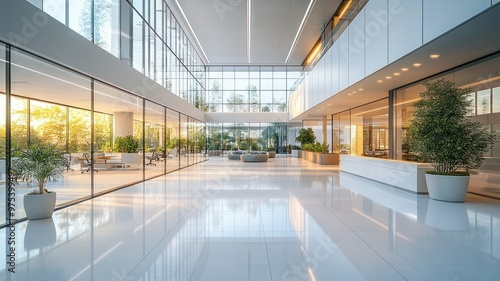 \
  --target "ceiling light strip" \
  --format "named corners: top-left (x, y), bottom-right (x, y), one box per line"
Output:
top-left (174, 0), bottom-right (210, 64)
top-left (285, 0), bottom-right (316, 63)
top-left (247, 0), bottom-right (251, 63)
